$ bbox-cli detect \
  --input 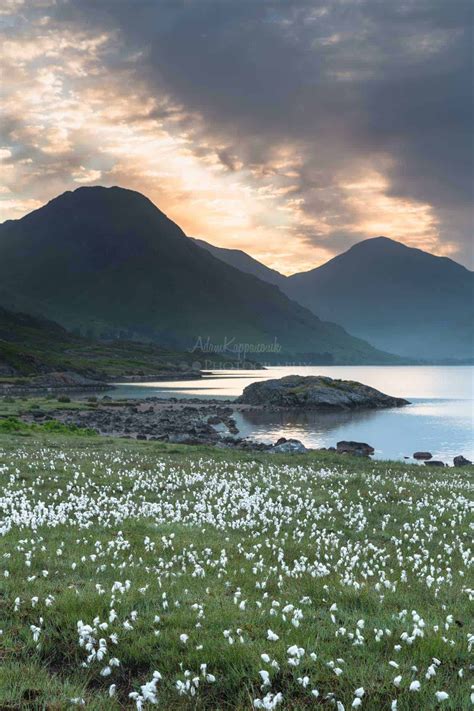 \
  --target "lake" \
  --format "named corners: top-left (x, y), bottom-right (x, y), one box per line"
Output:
top-left (108, 366), bottom-right (474, 462)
